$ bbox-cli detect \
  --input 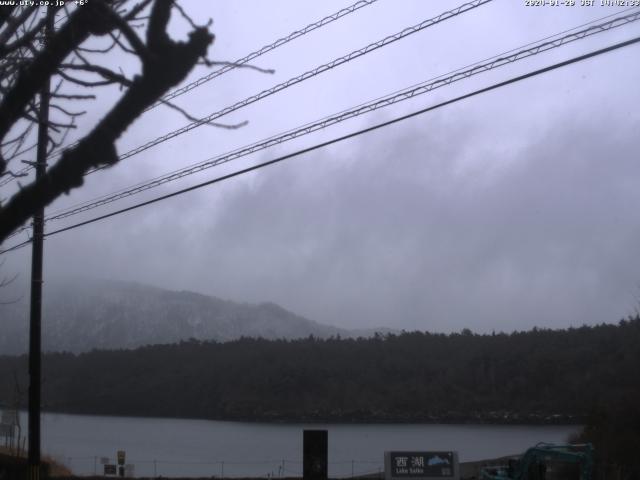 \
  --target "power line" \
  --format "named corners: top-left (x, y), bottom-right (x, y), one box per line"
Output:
top-left (7, 6), bottom-right (638, 242)
top-left (2, 33), bottom-right (637, 255)
top-left (26, 9), bottom-right (640, 229)
top-left (147, 0), bottom-right (381, 110)
top-left (85, 0), bottom-right (493, 174)
top-left (1, 0), bottom-right (382, 186)
top-left (0, 164), bottom-right (30, 187)
top-left (42, 6), bottom-right (640, 223)
top-left (0, 239), bottom-right (31, 254)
